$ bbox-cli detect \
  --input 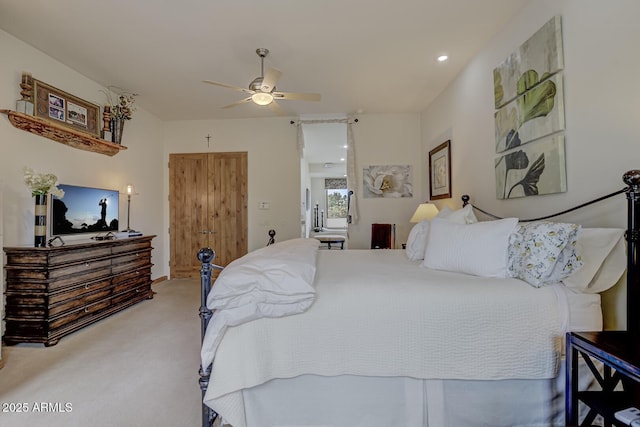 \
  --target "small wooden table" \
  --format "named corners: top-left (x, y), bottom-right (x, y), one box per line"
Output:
top-left (313, 235), bottom-right (345, 249)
